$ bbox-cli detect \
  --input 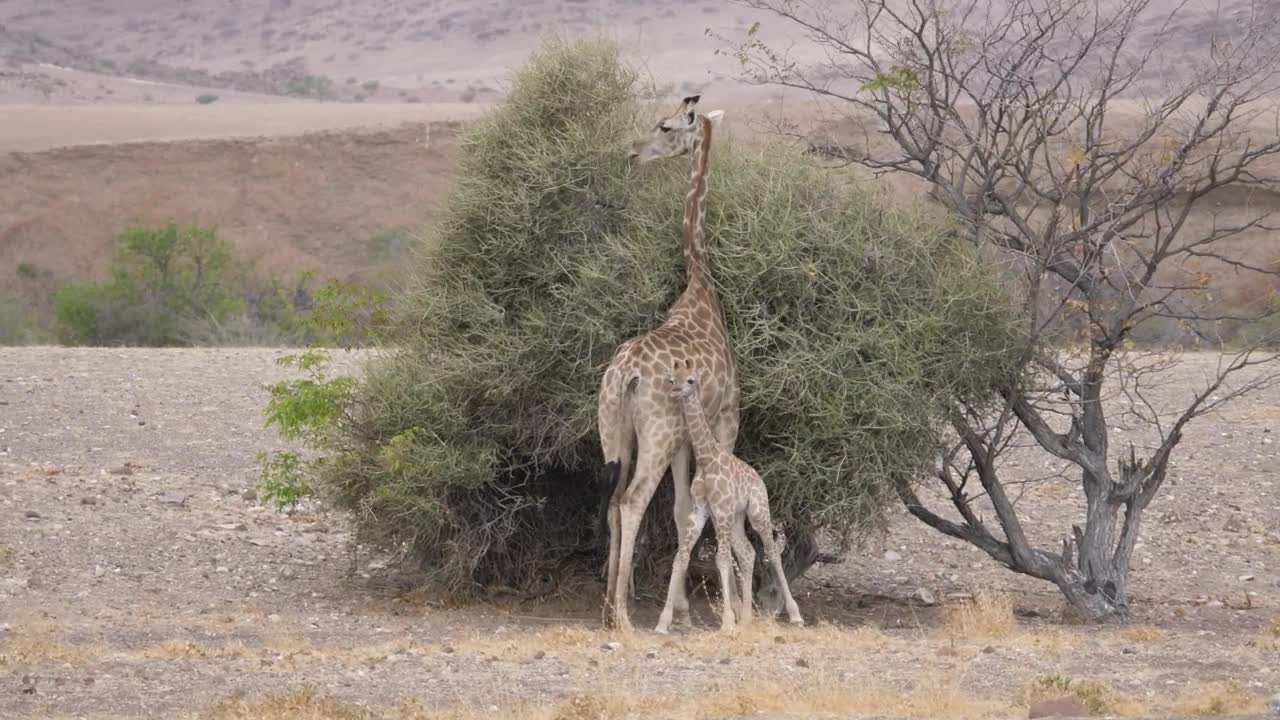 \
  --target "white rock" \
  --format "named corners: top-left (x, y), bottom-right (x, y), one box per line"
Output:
top-left (911, 587), bottom-right (937, 606)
